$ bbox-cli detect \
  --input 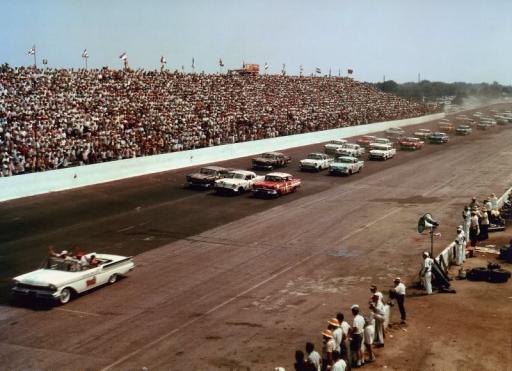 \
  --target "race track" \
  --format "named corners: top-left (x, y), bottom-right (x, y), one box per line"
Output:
top-left (1, 106), bottom-right (512, 370)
